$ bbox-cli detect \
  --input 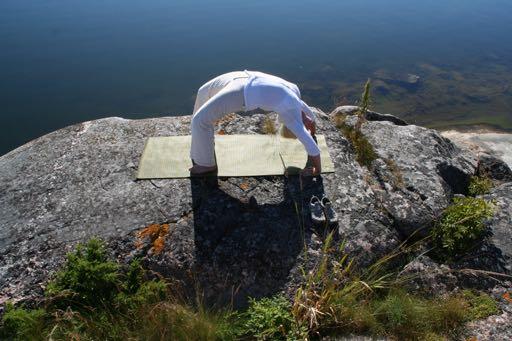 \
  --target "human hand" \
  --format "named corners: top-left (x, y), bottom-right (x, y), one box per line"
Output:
top-left (303, 116), bottom-right (316, 135)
